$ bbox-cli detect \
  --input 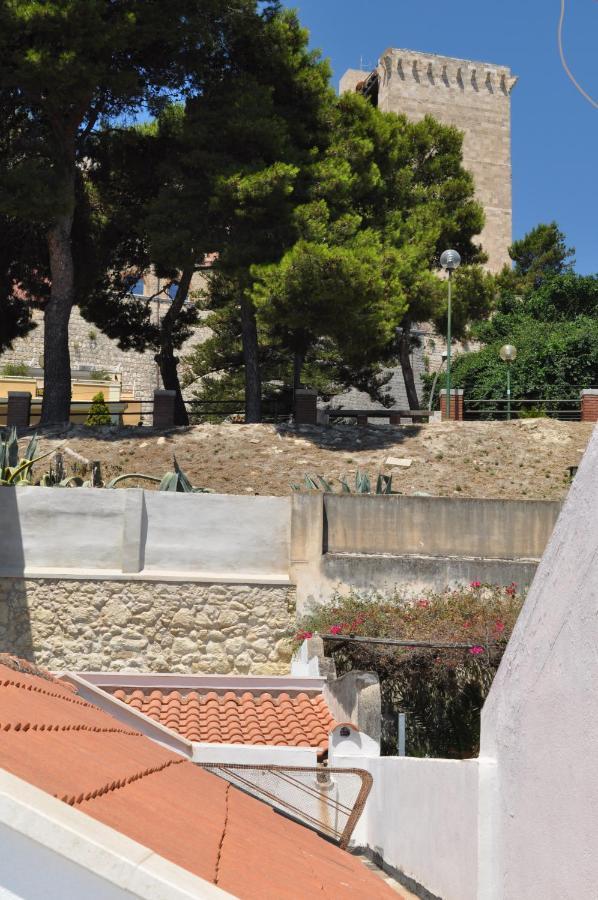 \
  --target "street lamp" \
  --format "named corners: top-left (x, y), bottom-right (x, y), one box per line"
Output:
top-left (440, 249), bottom-right (461, 419)
top-left (499, 344), bottom-right (517, 420)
